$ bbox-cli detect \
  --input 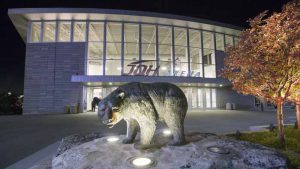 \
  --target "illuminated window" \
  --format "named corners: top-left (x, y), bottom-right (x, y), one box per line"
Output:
top-left (43, 22), bottom-right (56, 42)
top-left (189, 29), bottom-right (202, 77)
top-left (58, 22), bottom-right (71, 42)
top-left (87, 42), bottom-right (103, 75)
top-left (215, 33), bottom-right (225, 51)
top-left (106, 22), bottom-right (121, 42)
top-left (123, 24), bottom-right (139, 74)
top-left (89, 22), bottom-right (104, 42)
top-left (174, 27), bottom-right (188, 76)
top-left (30, 22), bottom-right (41, 42)
top-left (225, 35), bottom-right (234, 47)
top-left (73, 22), bottom-right (86, 42)
top-left (158, 26), bottom-right (172, 76)
top-left (203, 31), bottom-right (216, 78)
